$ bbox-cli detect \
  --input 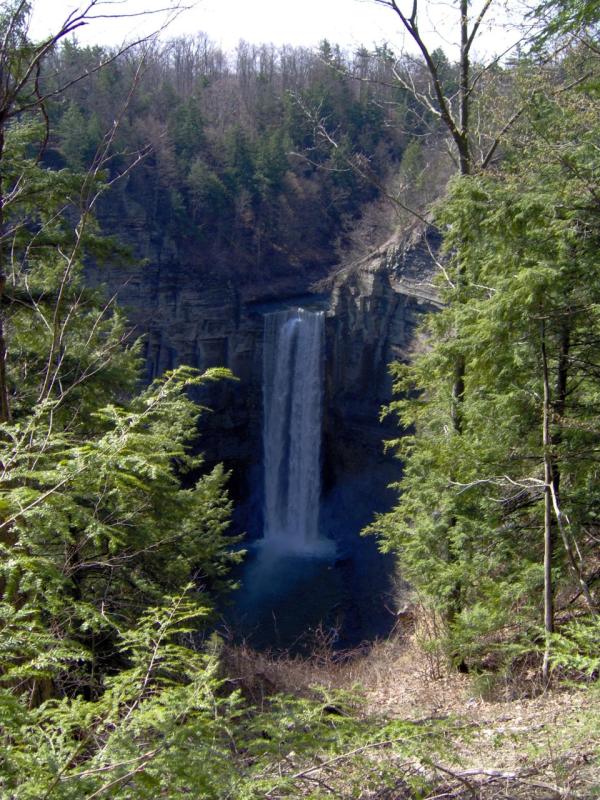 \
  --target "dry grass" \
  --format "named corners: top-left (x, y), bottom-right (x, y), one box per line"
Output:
top-left (219, 606), bottom-right (600, 799)
top-left (219, 624), bottom-right (372, 705)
